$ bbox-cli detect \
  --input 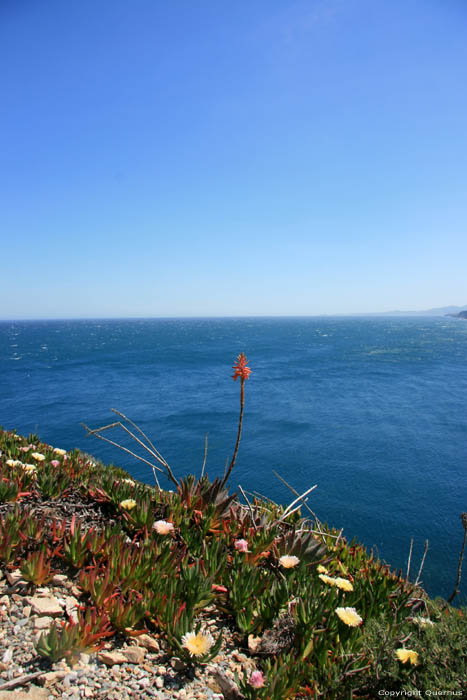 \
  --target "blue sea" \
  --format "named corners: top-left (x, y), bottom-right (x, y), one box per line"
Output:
top-left (1, 317), bottom-right (466, 602)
